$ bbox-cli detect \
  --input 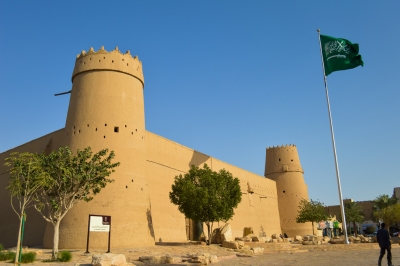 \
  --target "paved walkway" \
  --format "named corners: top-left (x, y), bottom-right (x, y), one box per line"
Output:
top-left (1, 242), bottom-right (400, 265)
